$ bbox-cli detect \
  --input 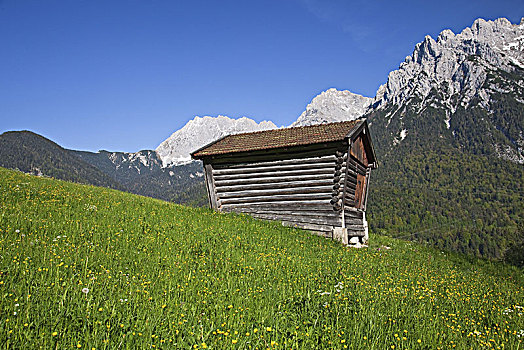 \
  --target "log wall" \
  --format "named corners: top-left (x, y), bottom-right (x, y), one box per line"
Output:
top-left (205, 146), bottom-right (367, 238)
